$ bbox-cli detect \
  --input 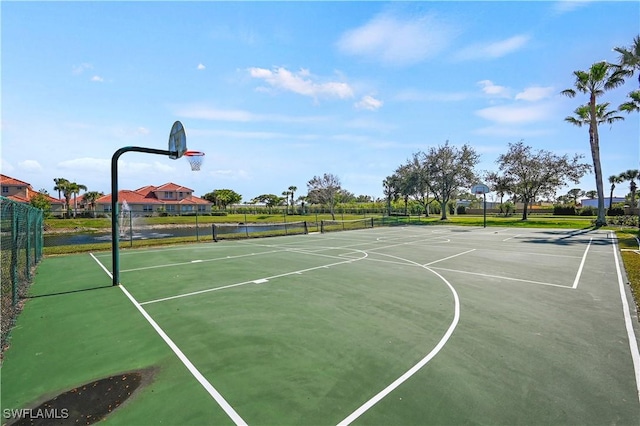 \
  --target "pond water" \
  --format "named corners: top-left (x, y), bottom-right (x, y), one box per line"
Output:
top-left (44, 226), bottom-right (213, 246)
